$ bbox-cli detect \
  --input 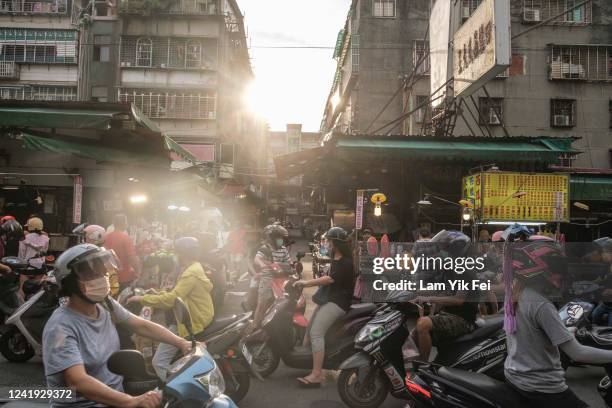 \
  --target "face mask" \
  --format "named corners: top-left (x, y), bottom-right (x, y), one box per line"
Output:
top-left (81, 276), bottom-right (110, 303)
top-left (275, 238), bottom-right (284, 248)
